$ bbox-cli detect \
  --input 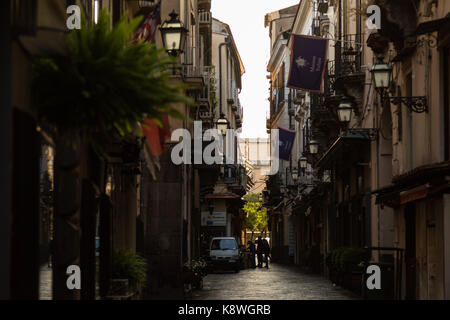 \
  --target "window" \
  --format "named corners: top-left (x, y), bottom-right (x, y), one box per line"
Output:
top-left (211, 239), bottom-right (237, 250)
